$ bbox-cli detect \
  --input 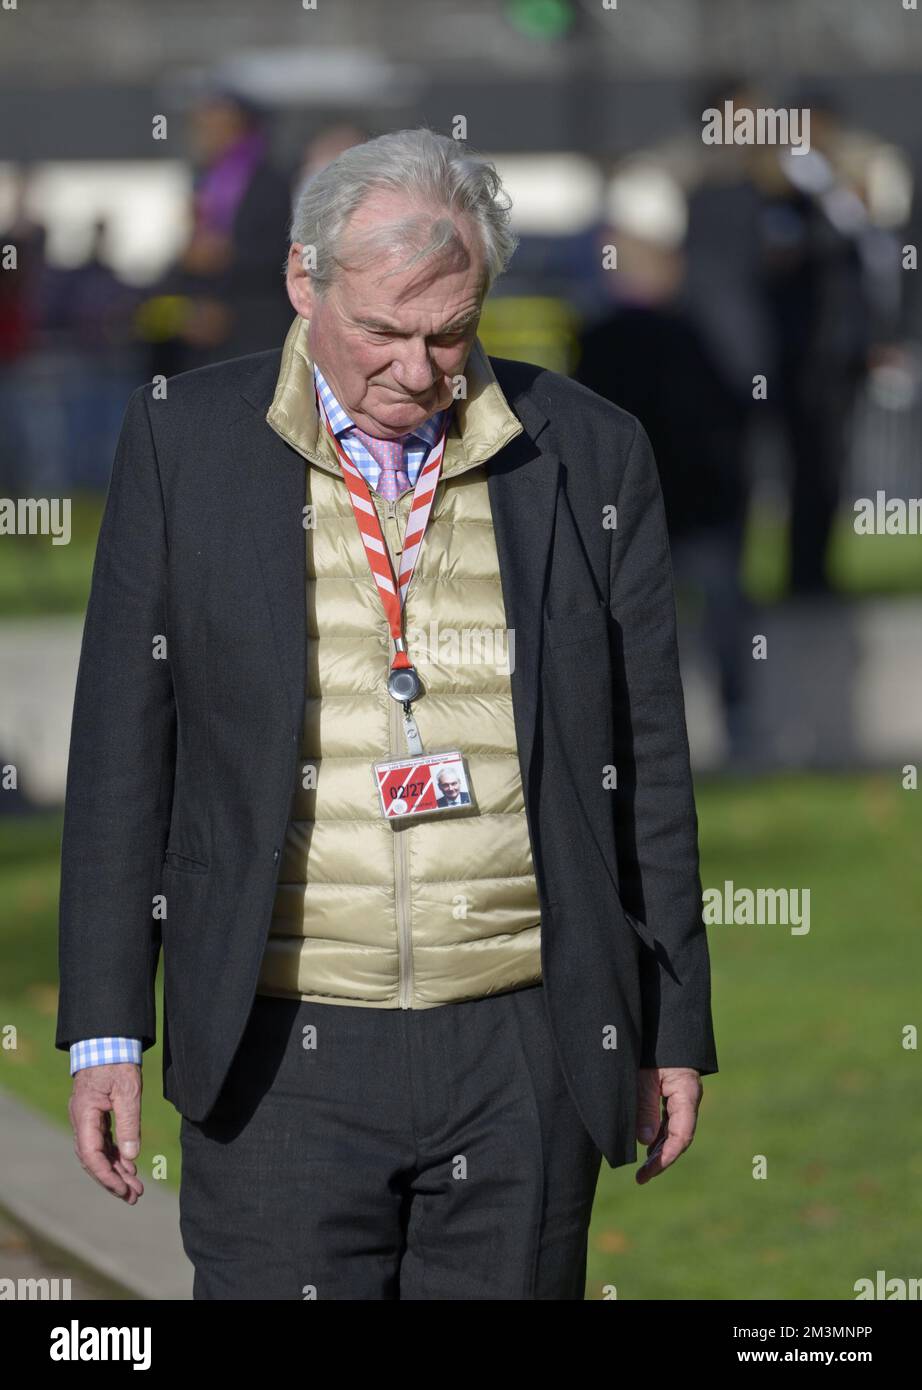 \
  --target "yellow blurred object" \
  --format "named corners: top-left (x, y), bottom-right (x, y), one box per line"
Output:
top-left (478, 296), bottom-right (581, 374)
top-left (133, 295), bottom-right (189, 342)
